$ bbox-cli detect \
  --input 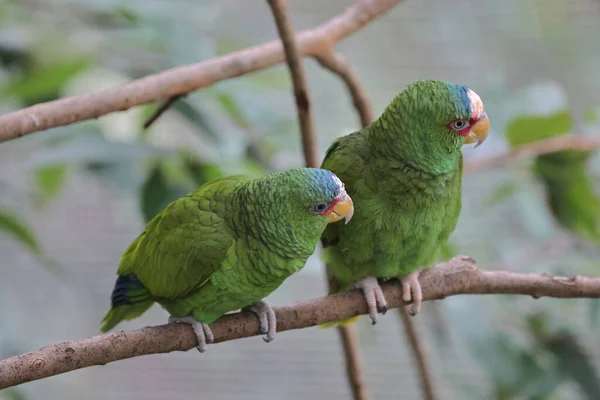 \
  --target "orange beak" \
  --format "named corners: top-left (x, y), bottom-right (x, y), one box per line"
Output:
top-left (464, 113), bottom-right (490, 148)
top-left (328, 192), bottom-right (354, 225)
